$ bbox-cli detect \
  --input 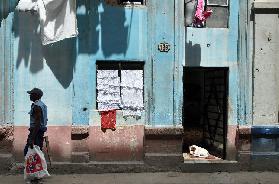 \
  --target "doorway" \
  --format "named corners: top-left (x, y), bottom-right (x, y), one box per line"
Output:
top-left (183, 67), bottom-right (228, 160)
